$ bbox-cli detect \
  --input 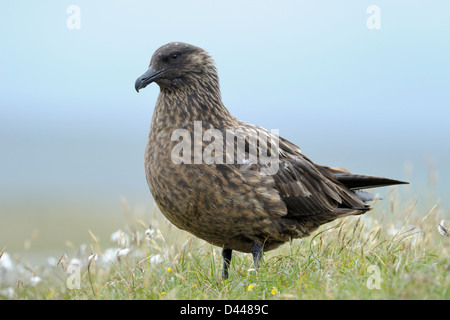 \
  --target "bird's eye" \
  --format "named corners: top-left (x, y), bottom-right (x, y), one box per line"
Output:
top-left (171, 53), bottom-right (180, 60)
